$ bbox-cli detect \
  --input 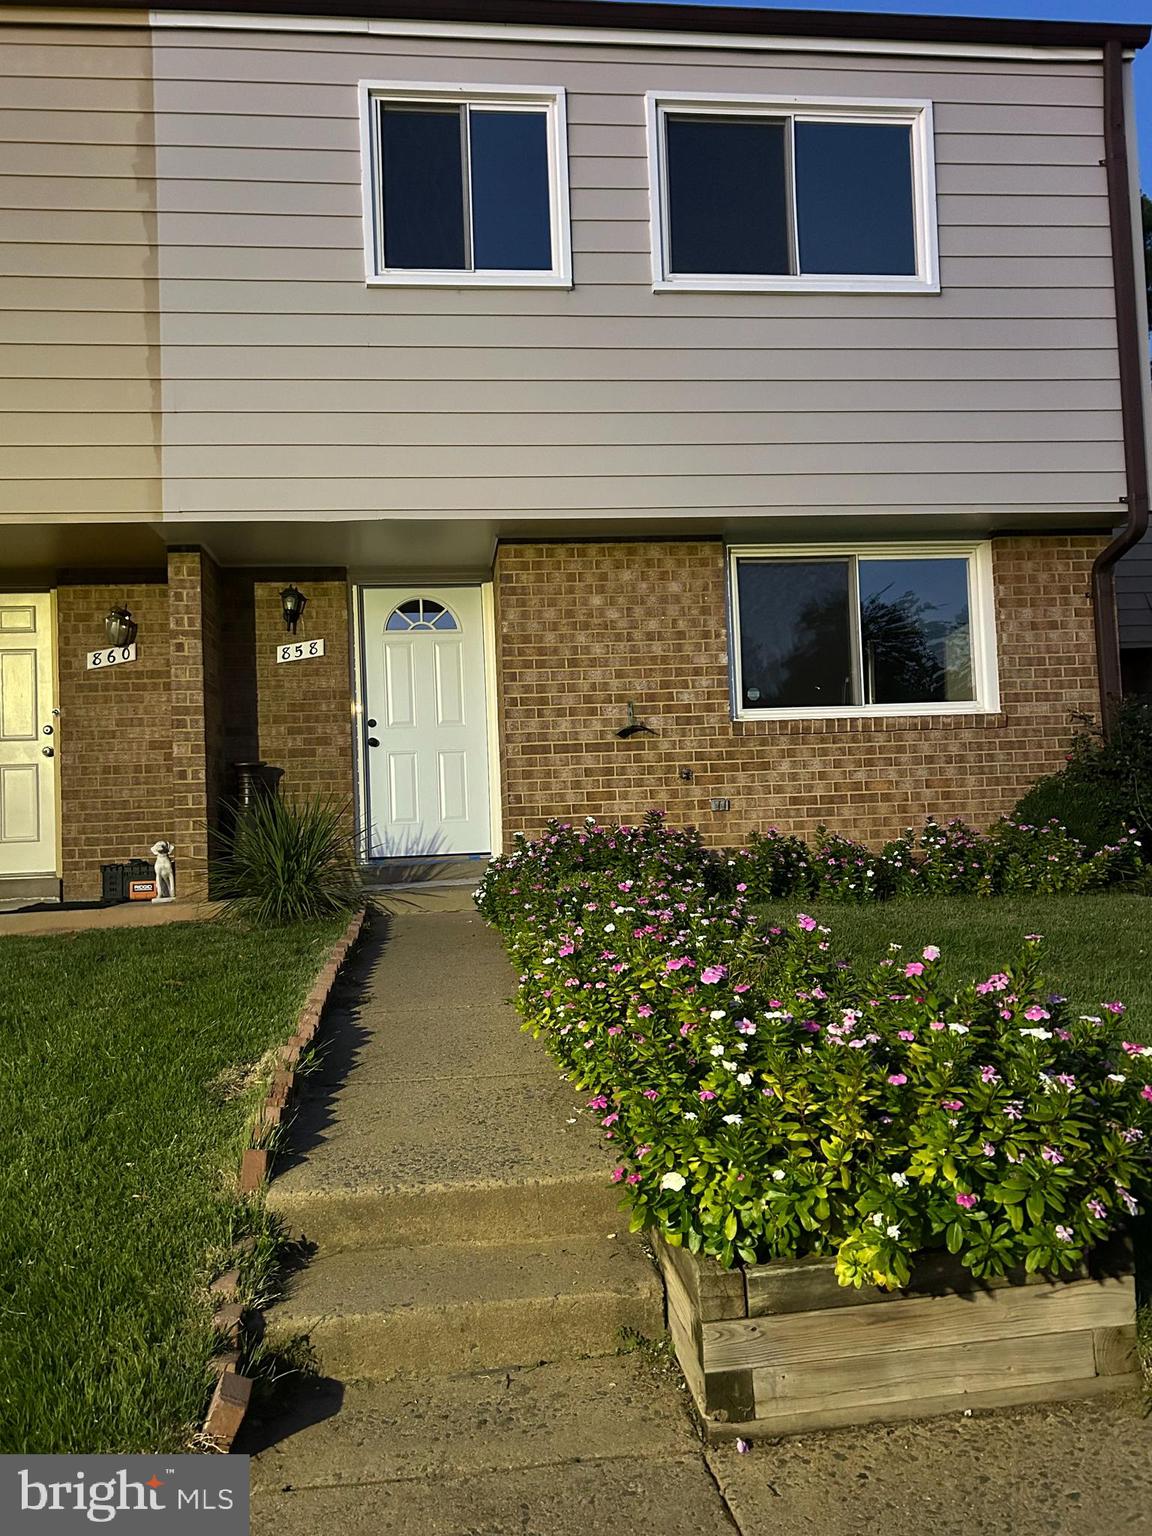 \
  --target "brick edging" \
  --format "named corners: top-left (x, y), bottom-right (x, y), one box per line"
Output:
top-left (202, 907), bottom-right (367, 1451)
